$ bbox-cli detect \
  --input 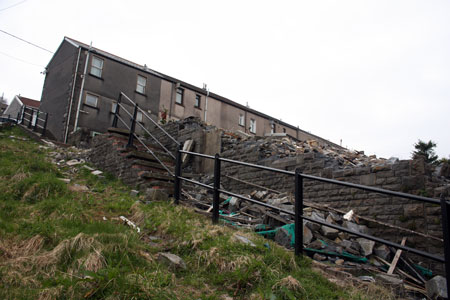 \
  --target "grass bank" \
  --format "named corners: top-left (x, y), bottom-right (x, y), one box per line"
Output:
top-left (0, 125), bottom-right (392, 299)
